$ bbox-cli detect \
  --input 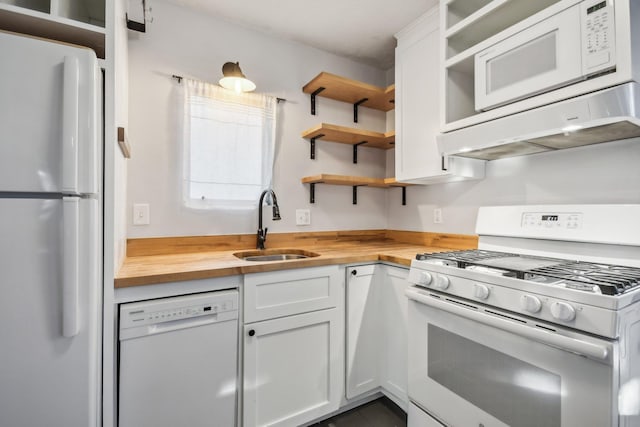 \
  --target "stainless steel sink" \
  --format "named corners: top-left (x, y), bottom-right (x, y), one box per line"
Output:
top-left (234, 249), bottom-right (320, 262)
top-left (243, 254), bottom-right (309, 262)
